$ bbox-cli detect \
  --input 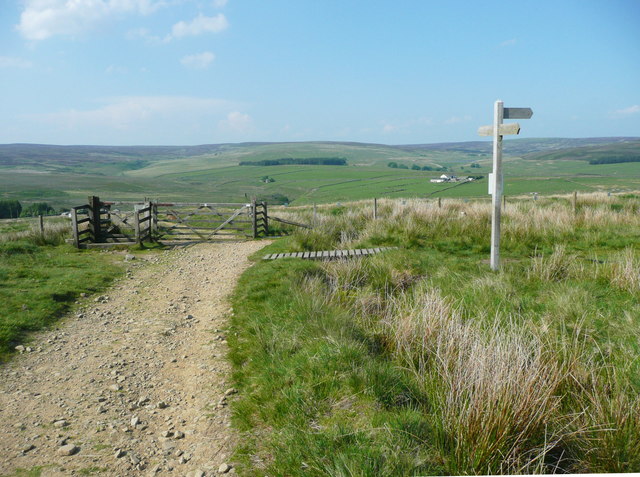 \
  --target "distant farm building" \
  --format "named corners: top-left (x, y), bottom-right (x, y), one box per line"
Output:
top-left (430, 174), bottom-right (475, 184)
